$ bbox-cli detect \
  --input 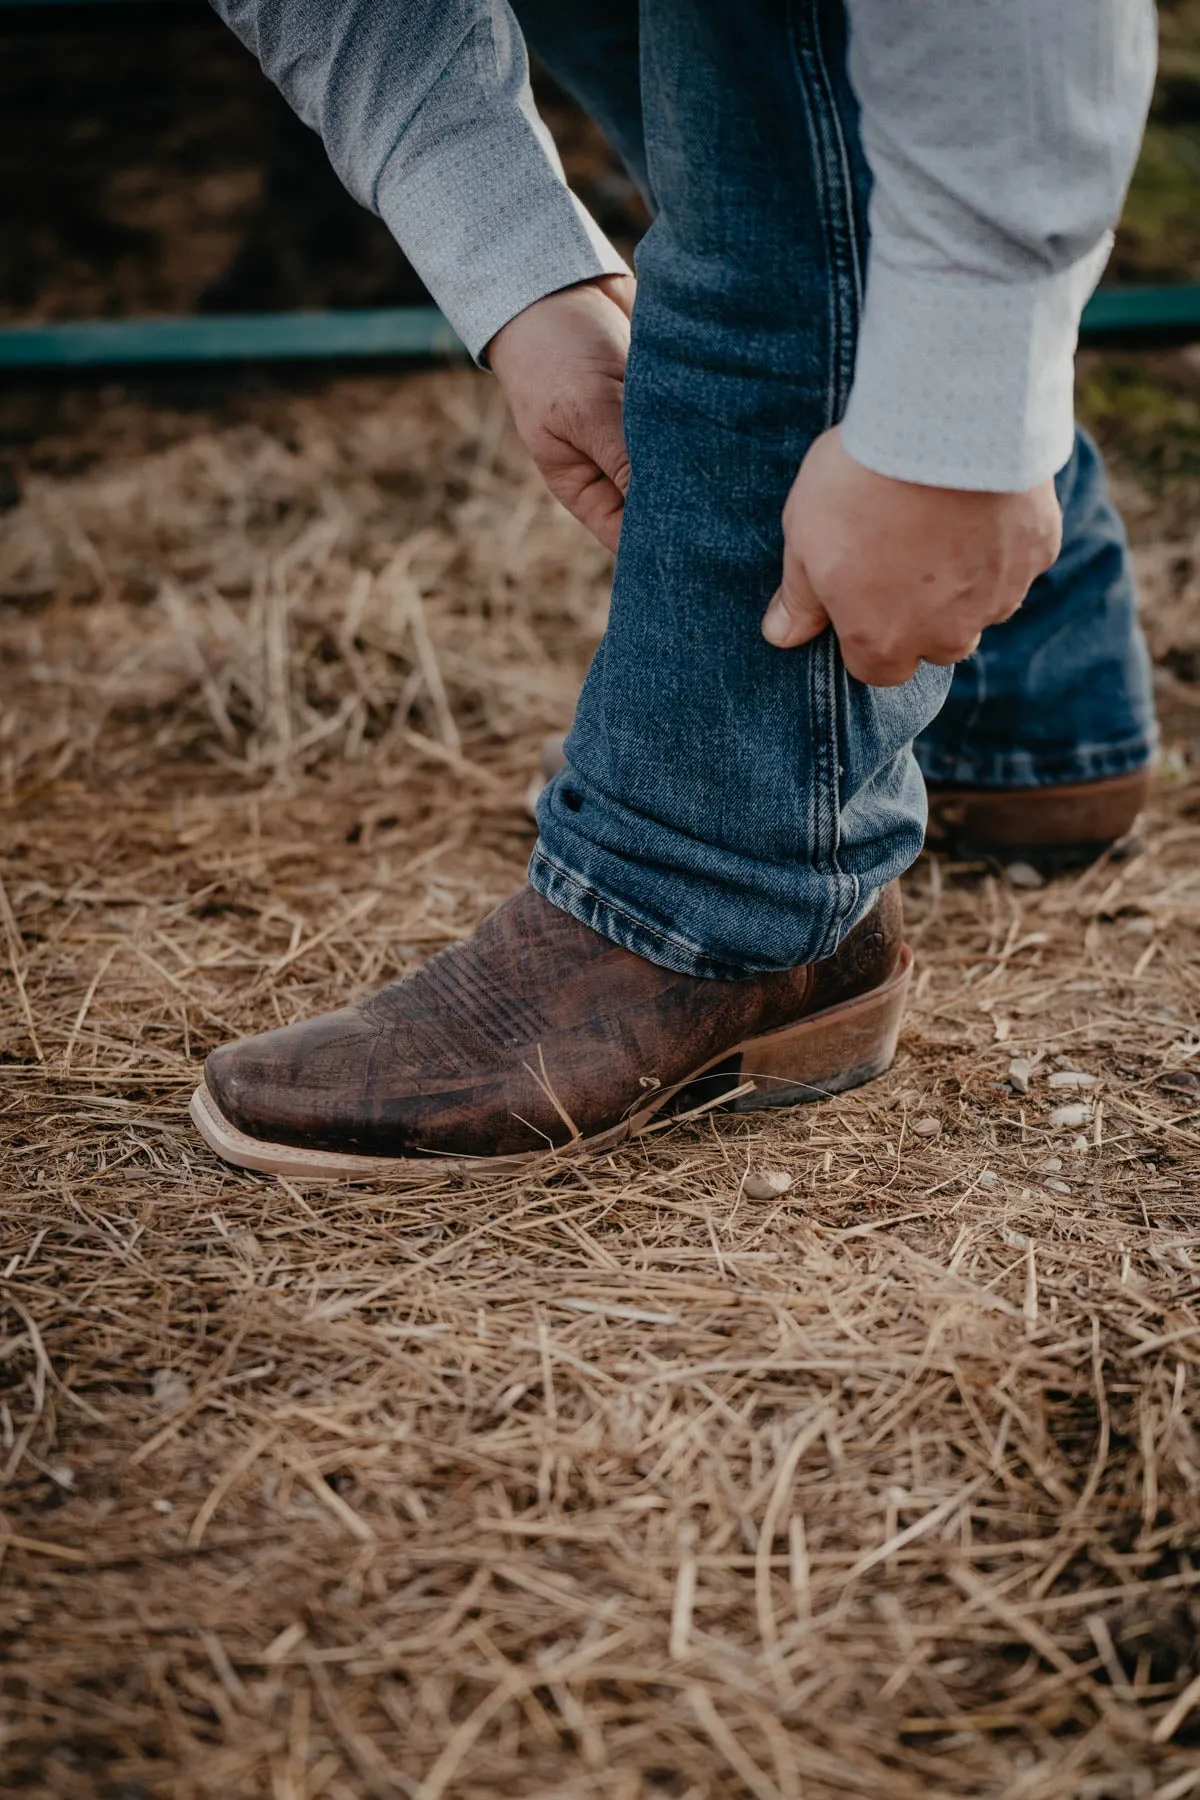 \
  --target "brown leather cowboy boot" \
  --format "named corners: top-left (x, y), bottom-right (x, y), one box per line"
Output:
top-left (530, 737), bottom-right (1149, 871)
top-left (922, 767), bottom-right (1149, 867)
top-left (191, 882), bottom-right (911, 1179)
